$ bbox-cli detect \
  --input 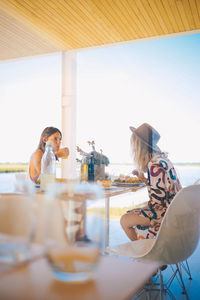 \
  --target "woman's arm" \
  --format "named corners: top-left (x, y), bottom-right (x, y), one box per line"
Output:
top-left (29, 150), bottom-right (43, 183)
top-left (132, 169), bottom-right (148, 185)
top-left (55, 147), bottom-right (69, 159)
